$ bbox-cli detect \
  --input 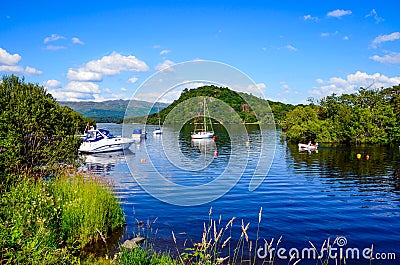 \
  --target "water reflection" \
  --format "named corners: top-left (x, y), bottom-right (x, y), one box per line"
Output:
top-left (80, 150), bottom-right (134, 175)
top-left (286, 143), bottom-right (400, 193)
